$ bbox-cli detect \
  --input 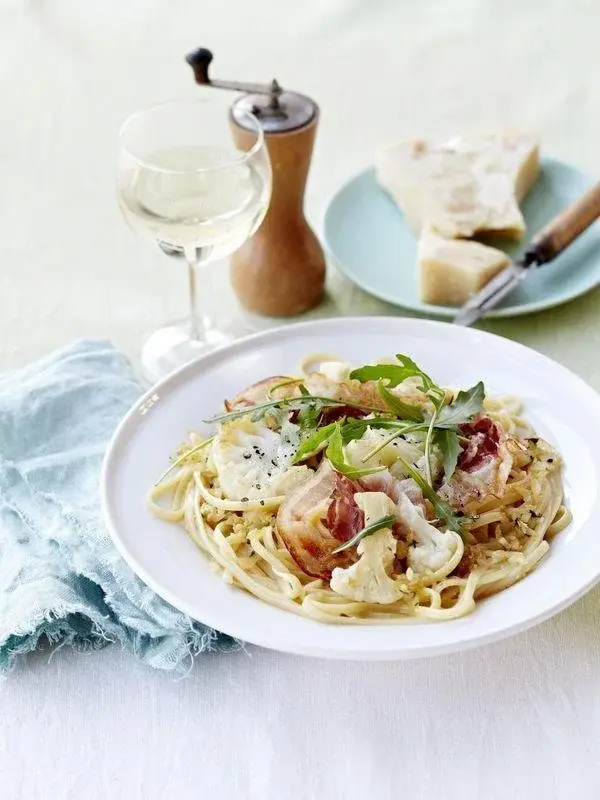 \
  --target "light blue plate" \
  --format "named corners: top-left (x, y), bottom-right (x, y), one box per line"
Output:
top-left (324, 158), bottom-right (600, 317)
